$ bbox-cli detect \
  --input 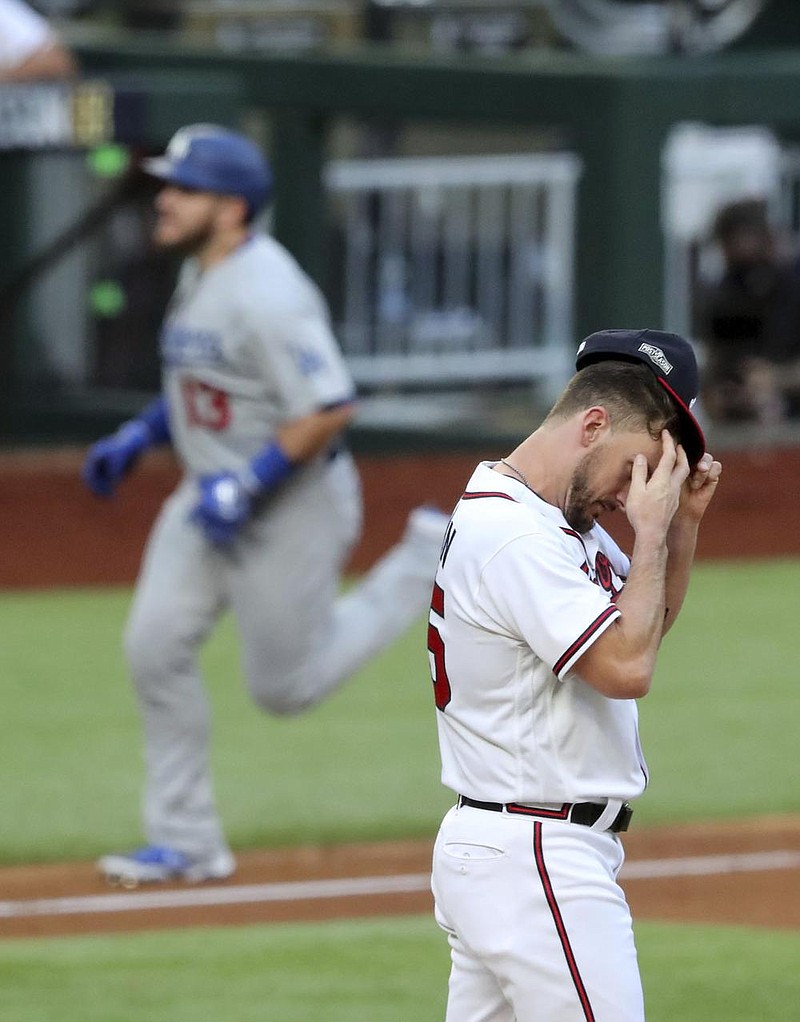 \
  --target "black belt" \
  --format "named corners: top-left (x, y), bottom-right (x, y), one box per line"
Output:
top-left (457, 795), bottom-right (633, 833)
